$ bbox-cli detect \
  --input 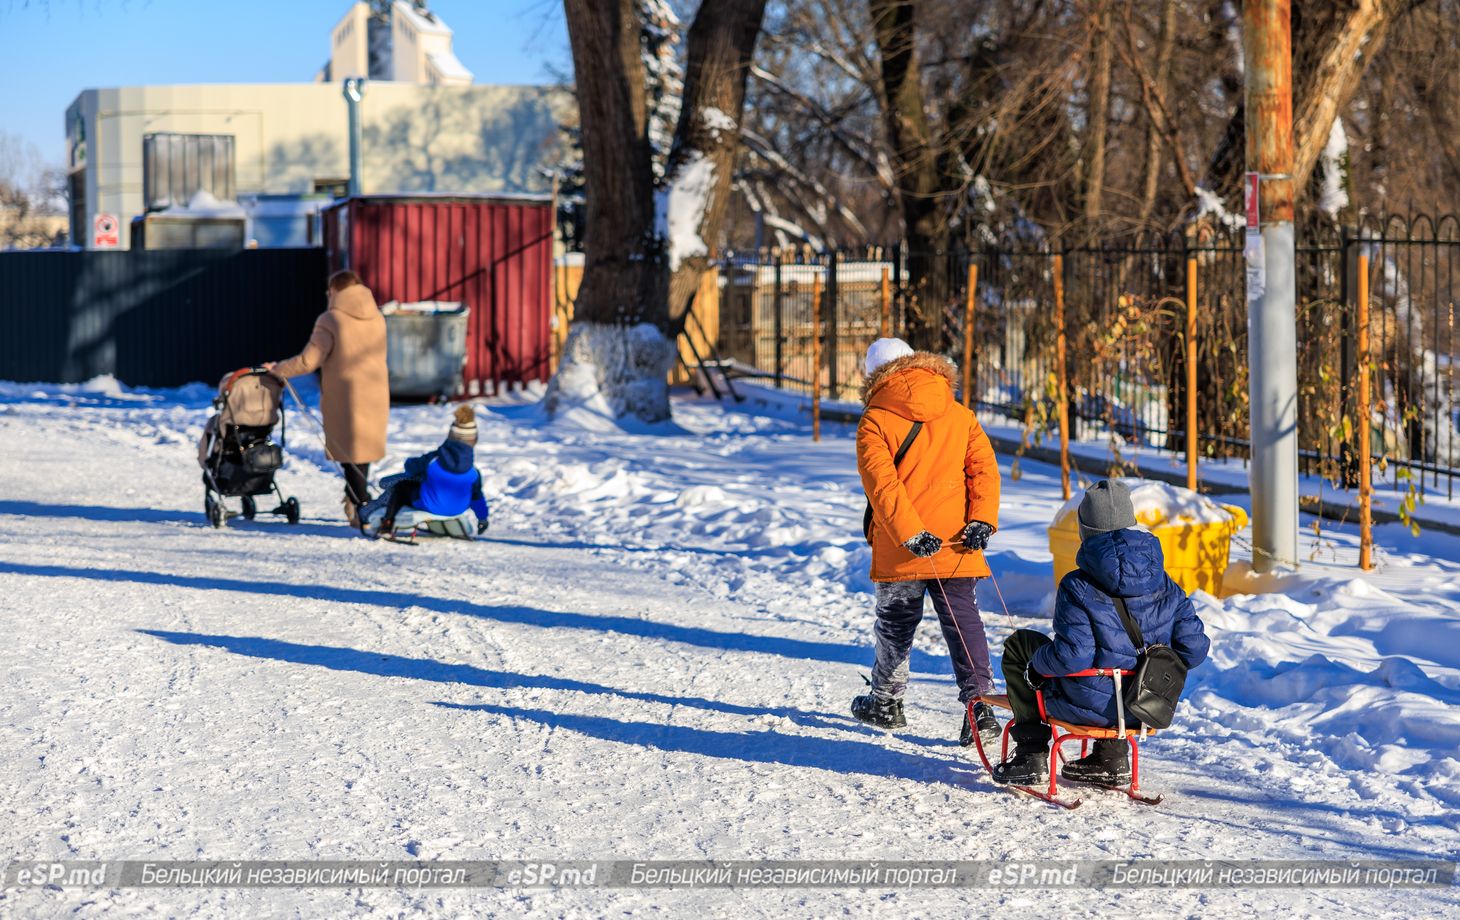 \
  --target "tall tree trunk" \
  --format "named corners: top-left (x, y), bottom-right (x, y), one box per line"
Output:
top-left (1137, 0), bottom-right (1178, 227)
top-left (664, 0), bottom-right (769, 328)
top-left (869, 0), bottom-right (950, 350)
top-left (550, 0), bottom-right (767, 424)
top-left (1082, 1), bottom-right (1114, 233)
